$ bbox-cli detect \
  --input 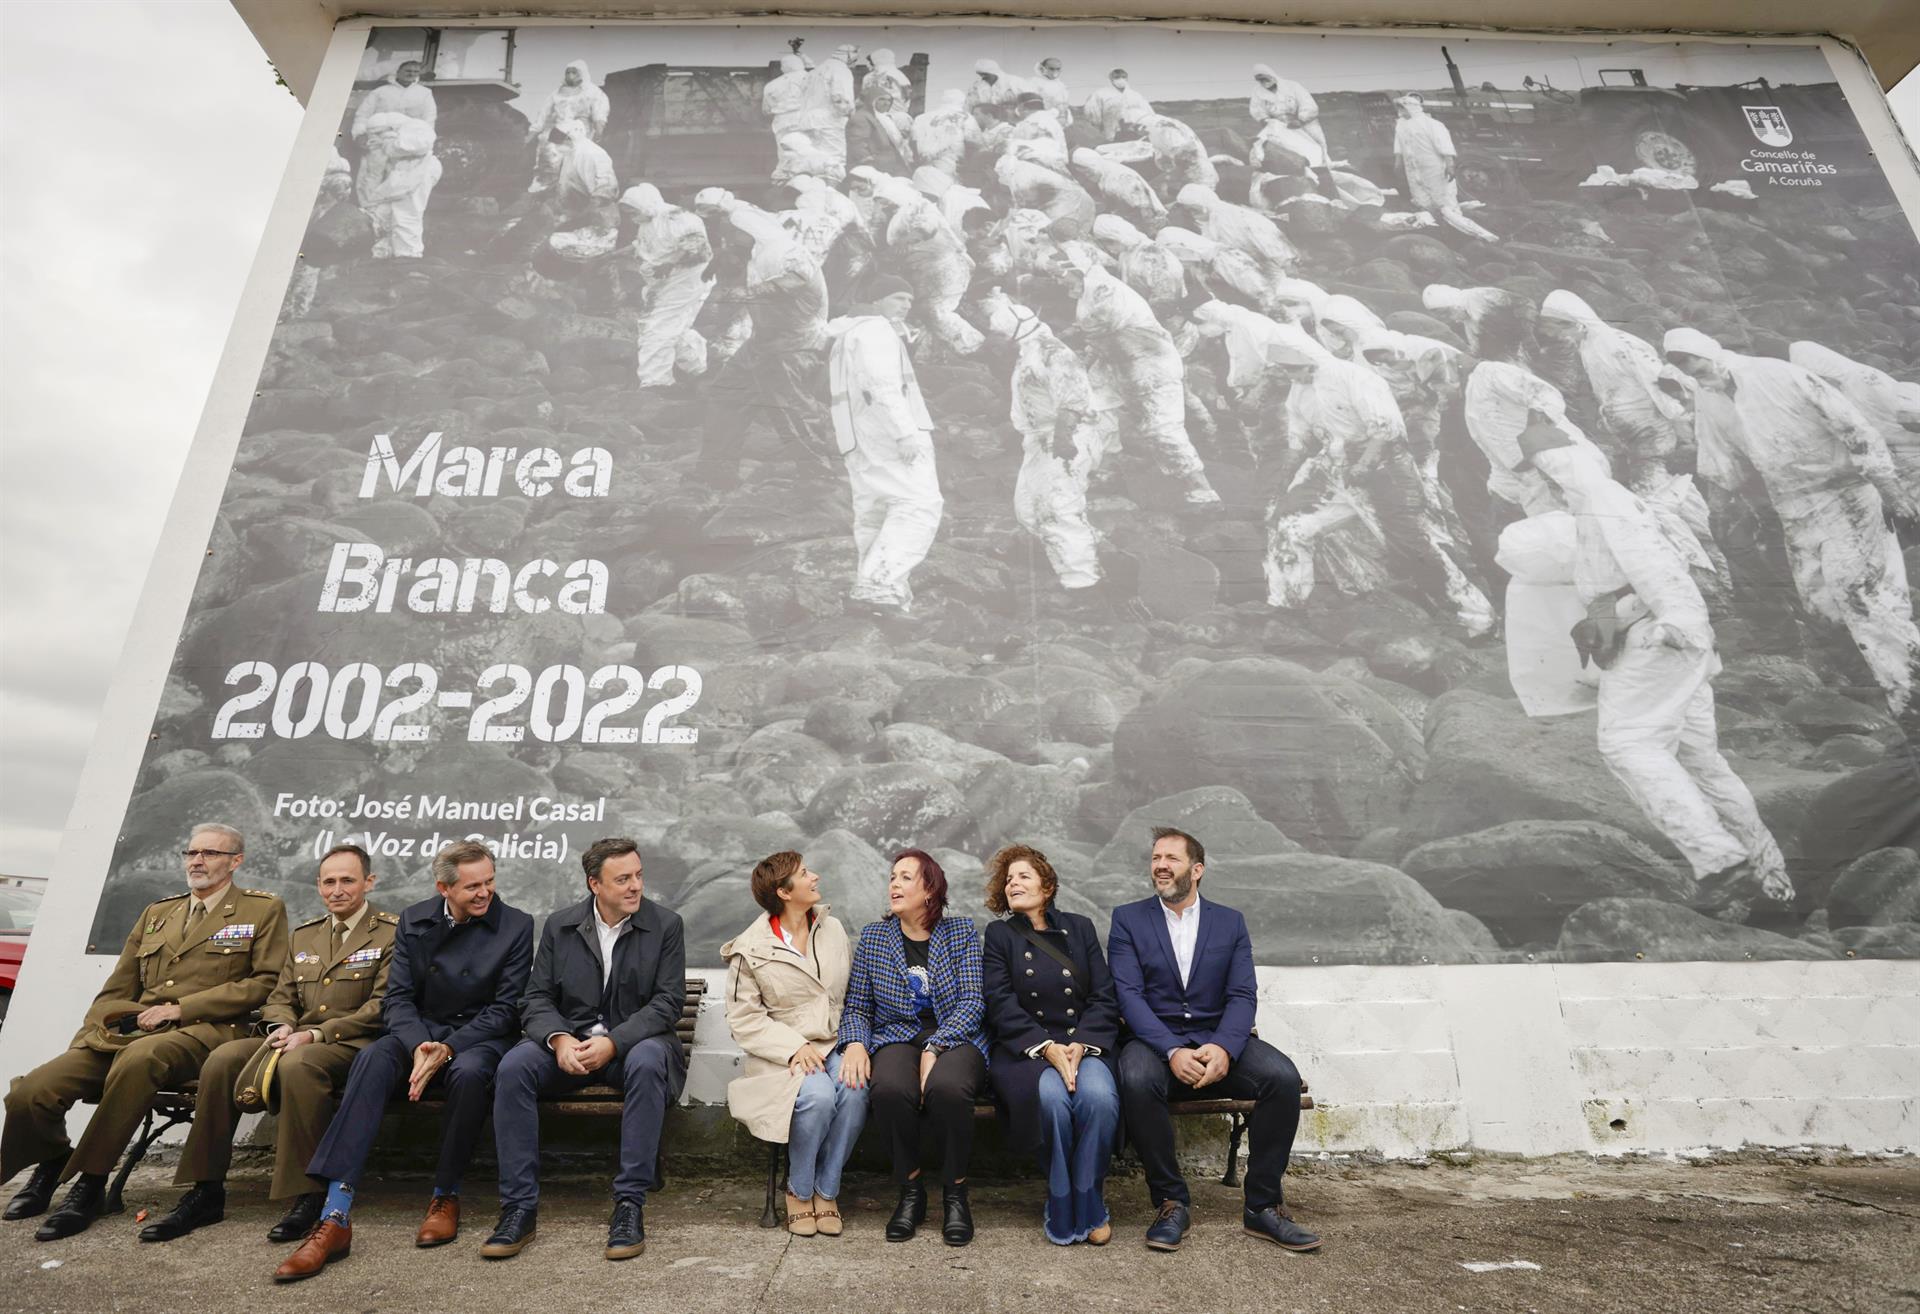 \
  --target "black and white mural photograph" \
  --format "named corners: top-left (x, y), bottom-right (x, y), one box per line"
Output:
top-left (91, 23), bottom-right (1920, 968)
